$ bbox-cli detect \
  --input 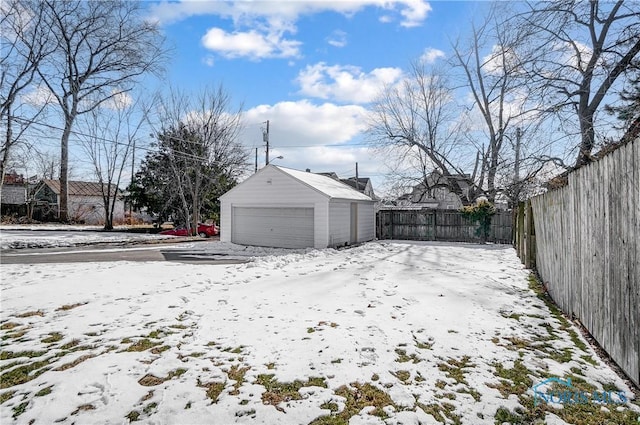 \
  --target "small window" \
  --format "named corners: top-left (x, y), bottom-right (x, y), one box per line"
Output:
top-left (446, 204), bottom-right (455, 209)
